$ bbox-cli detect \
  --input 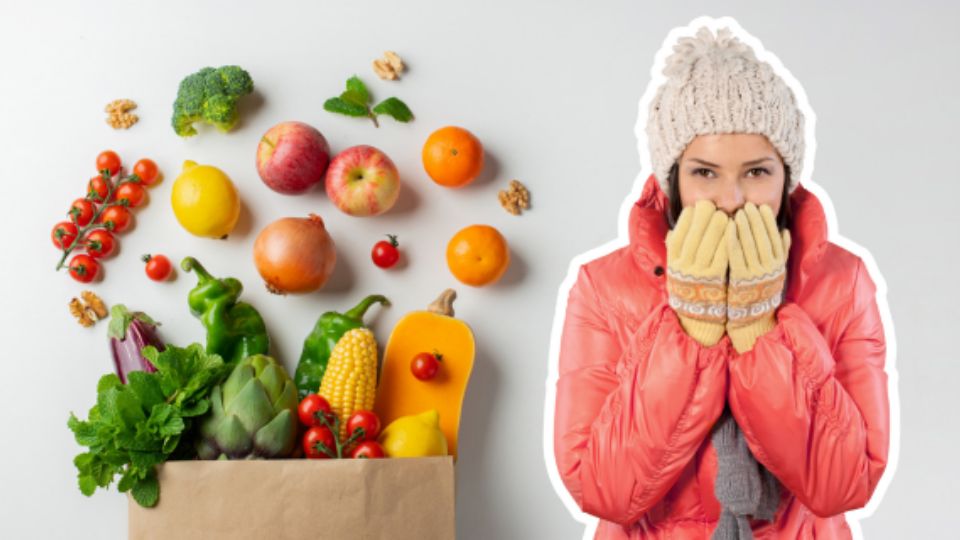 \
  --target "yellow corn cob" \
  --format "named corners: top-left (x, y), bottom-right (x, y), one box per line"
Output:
top-left (319, 328), bottom-right (378, 440)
